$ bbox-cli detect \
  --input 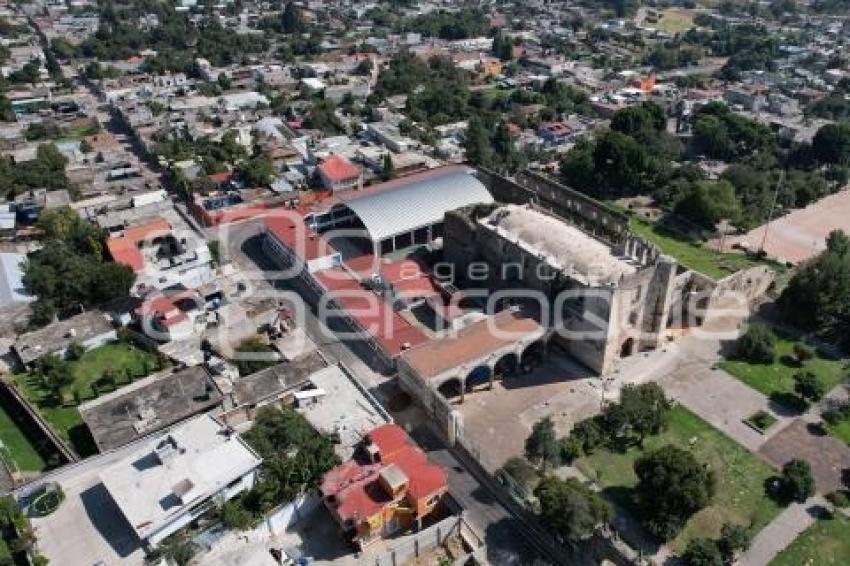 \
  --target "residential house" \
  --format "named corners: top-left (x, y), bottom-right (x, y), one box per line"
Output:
top-left (106, 217), bottom-right (214, 293)
top-left (320, 423), bottom-right (448, 549)
top-left (317, 154), bottom-right (362, 192)
top-left (12, 311), bottom-right (117, 368)
top-left (537, 121), bottom-right (572, 147)
top-left (98, 414), bottom-right (262, 550)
